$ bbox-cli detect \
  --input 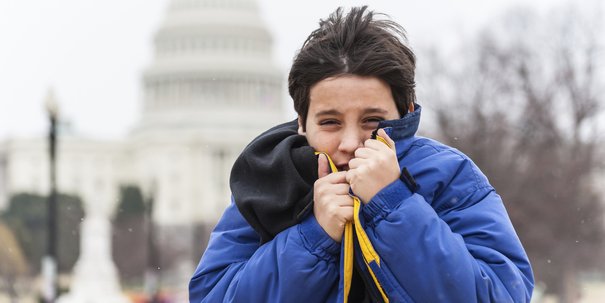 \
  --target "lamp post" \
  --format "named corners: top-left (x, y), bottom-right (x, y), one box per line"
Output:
top-left (42, 89), bottom-right (59, 303)
top-left (145, 181), bottom-right (160, 302)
